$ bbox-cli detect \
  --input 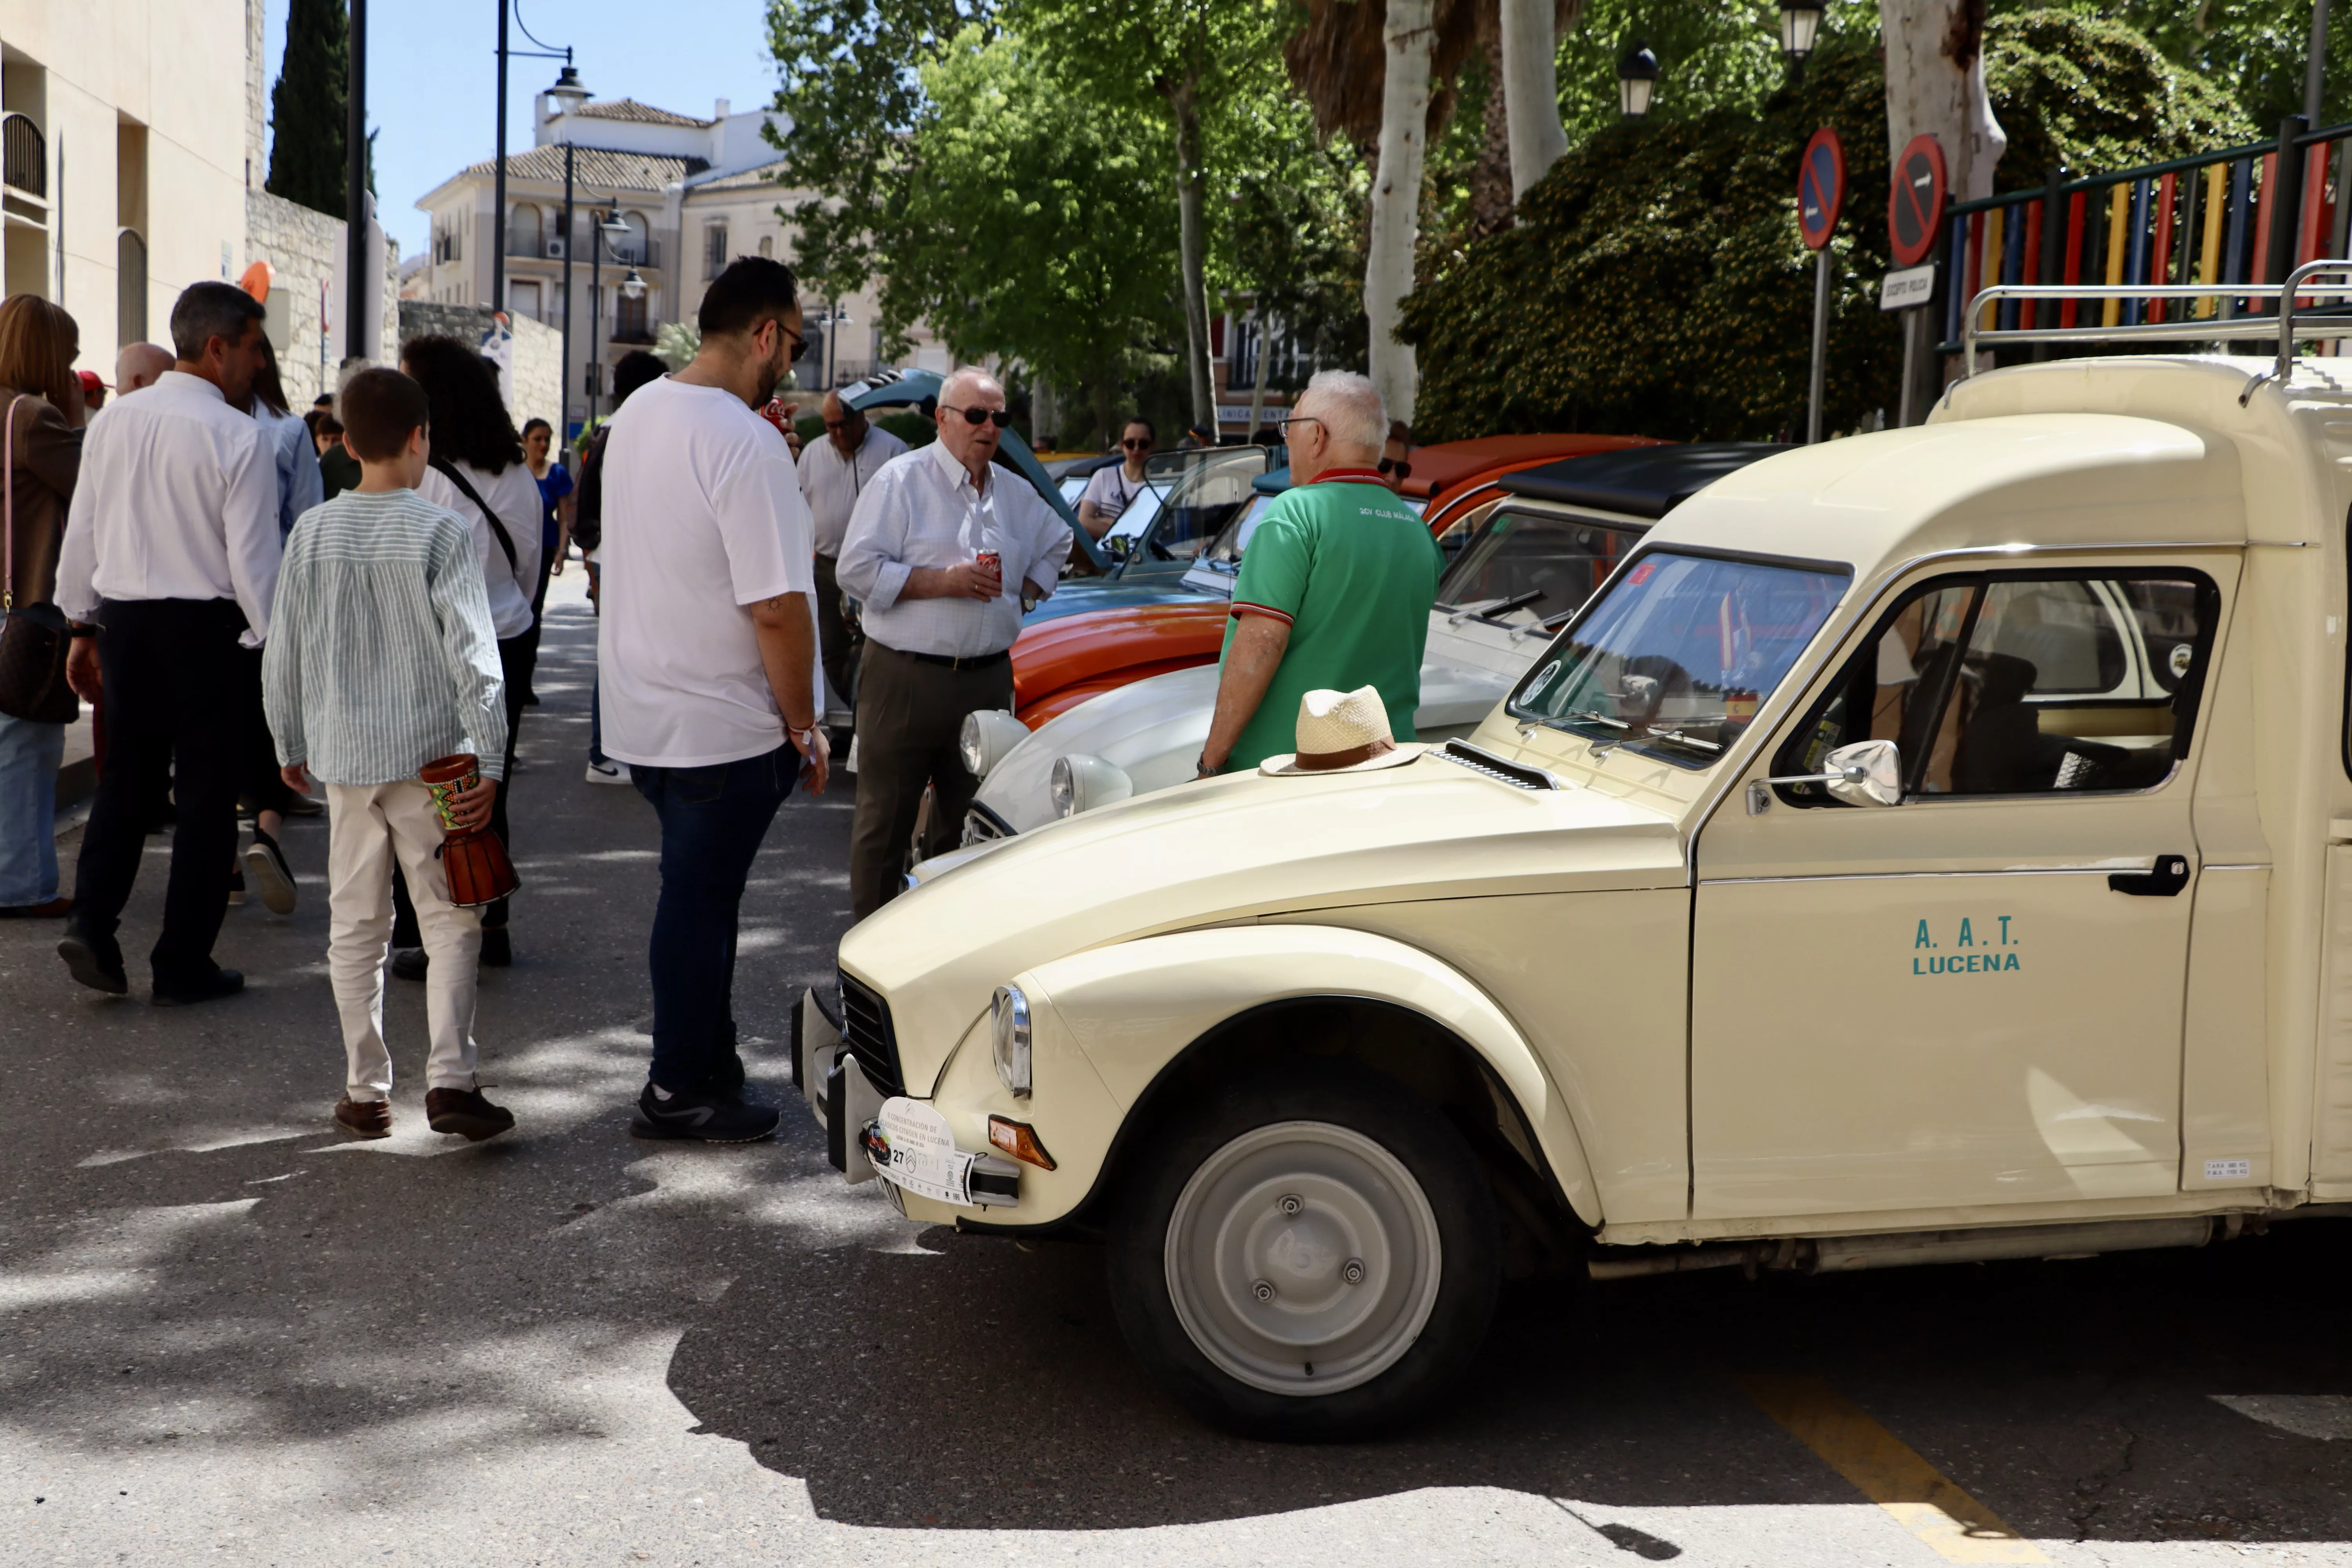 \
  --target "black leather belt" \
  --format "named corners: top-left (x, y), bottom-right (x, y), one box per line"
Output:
top-left (890, 645), bottom-right (1010, 671)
